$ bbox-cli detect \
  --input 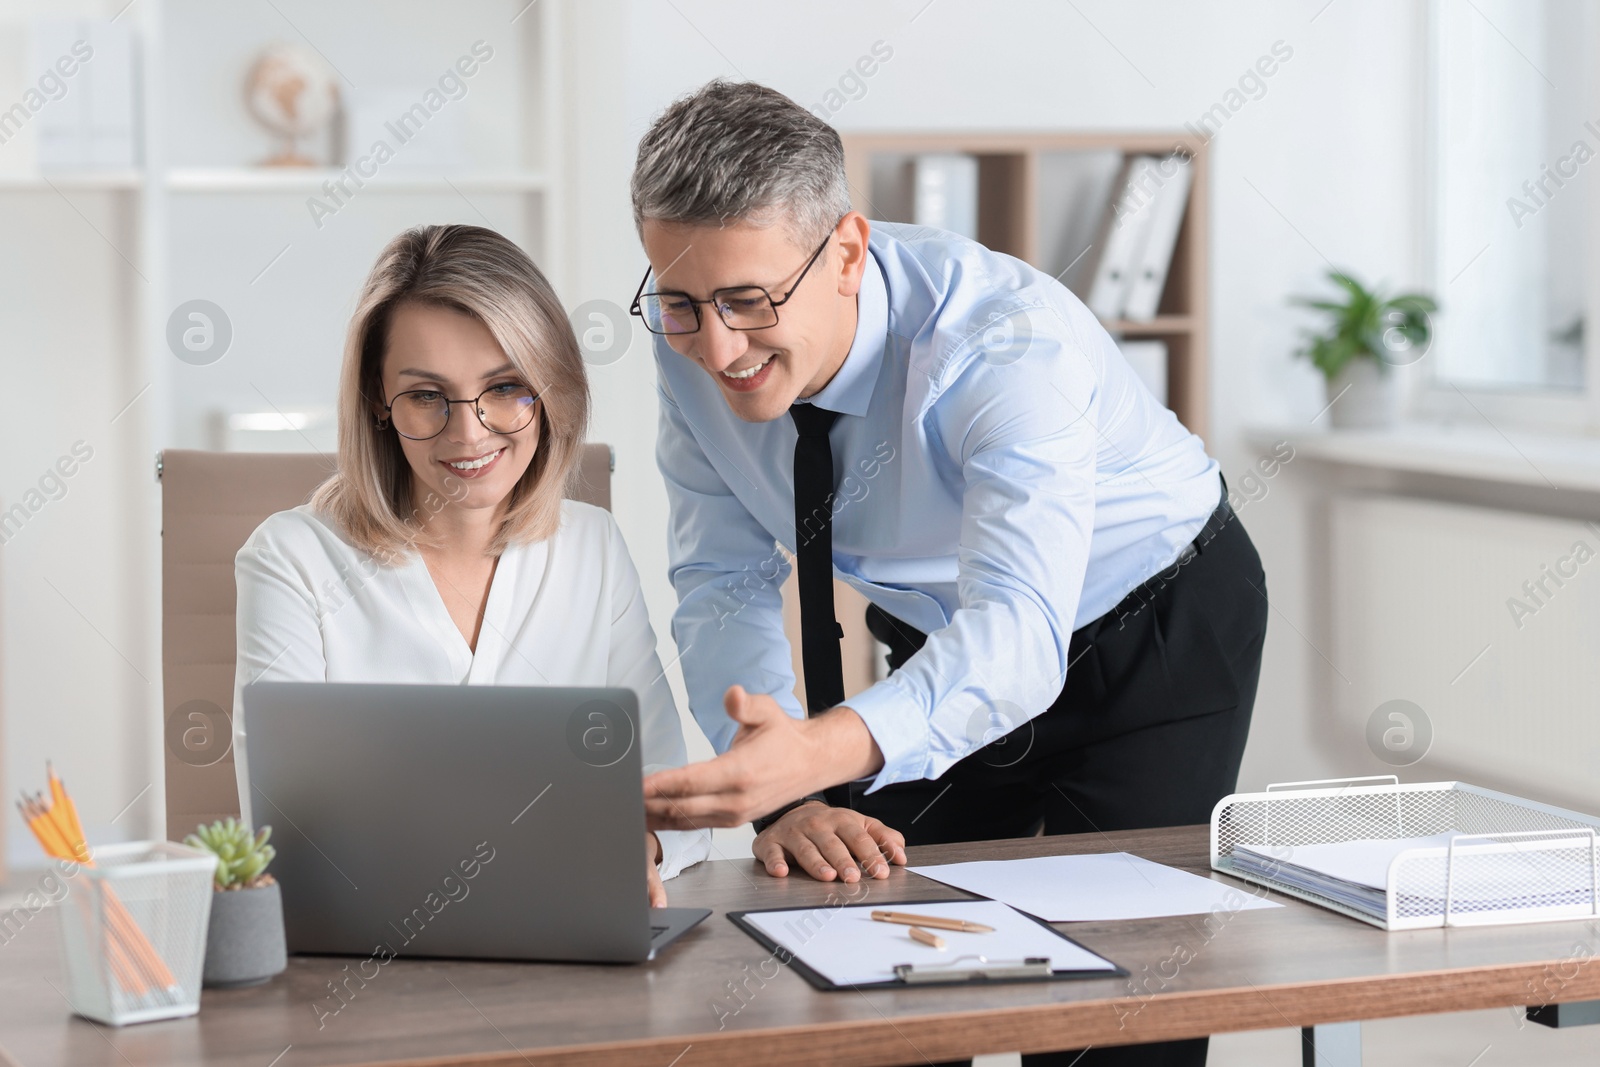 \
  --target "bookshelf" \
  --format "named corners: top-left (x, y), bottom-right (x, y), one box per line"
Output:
top-left (841, 131), bottom-right (1211, 443)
